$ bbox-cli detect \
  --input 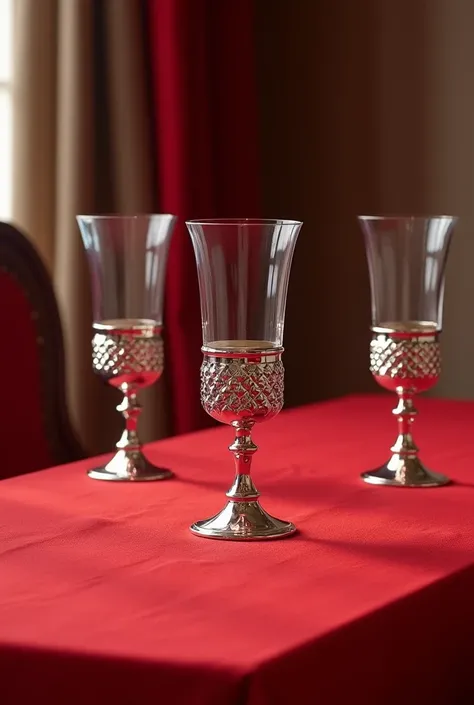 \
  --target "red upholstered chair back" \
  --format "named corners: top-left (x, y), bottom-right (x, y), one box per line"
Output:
top-left (0, 222), bottom-right (83, 478)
